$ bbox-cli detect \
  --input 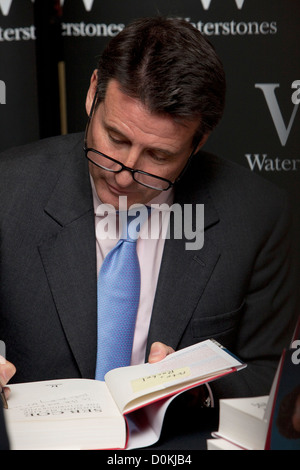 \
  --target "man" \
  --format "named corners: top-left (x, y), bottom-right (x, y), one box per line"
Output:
top-left (0, 17), bottom-right (296, 409)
